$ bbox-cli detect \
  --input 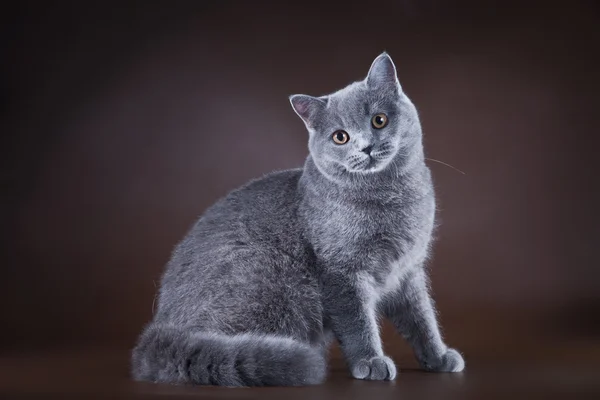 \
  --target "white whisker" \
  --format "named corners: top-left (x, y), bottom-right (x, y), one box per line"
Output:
top-left (425, 158), bottom-right (466, 175)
